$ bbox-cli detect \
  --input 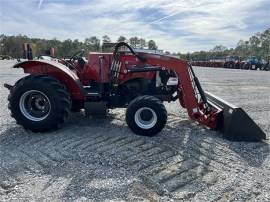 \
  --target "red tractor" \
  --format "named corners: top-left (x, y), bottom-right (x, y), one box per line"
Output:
top-left (4, 42), bottom-right (266, 141)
